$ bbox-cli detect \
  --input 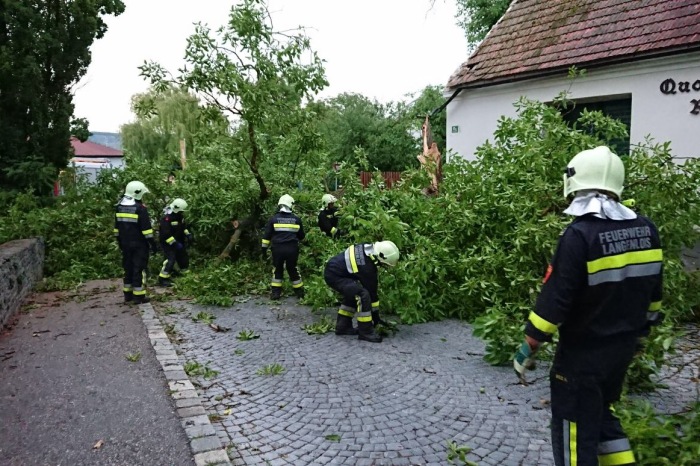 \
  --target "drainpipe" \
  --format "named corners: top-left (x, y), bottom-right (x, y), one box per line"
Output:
top-left (430, 88), bottom-right (464, 117)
